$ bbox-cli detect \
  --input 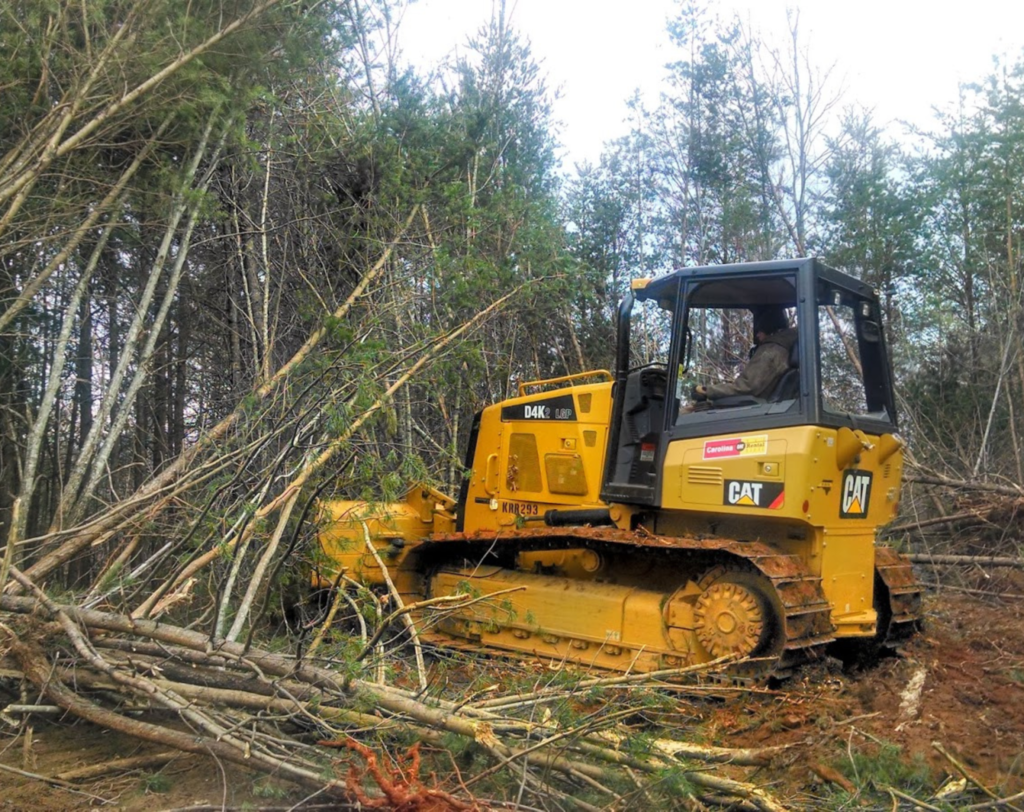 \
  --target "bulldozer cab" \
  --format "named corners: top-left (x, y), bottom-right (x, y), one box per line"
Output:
top-left (601, 258), bottom-right (898, 507)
